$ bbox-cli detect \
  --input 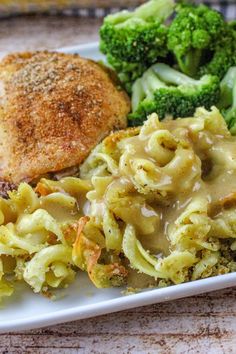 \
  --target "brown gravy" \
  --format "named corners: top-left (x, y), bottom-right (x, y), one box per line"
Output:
top-left (93, 113), bottom-right (236, 256)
